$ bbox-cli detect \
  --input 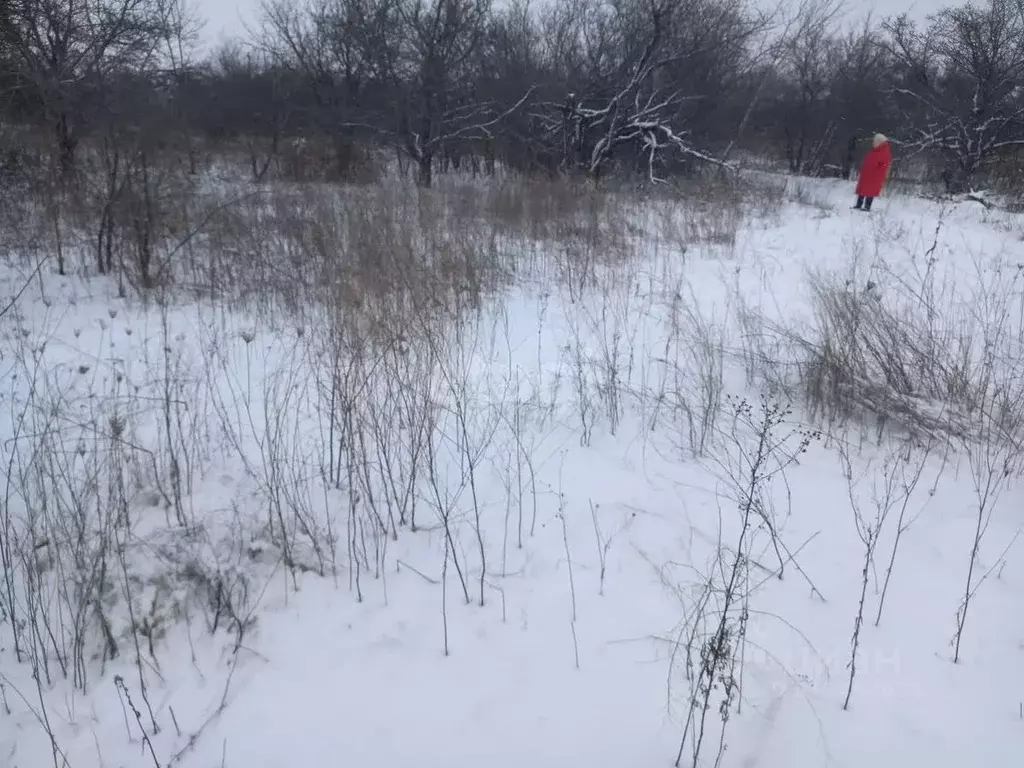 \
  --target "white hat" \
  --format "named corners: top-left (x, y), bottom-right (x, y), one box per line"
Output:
top-left (873, 133), bottom-right (887, 147)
